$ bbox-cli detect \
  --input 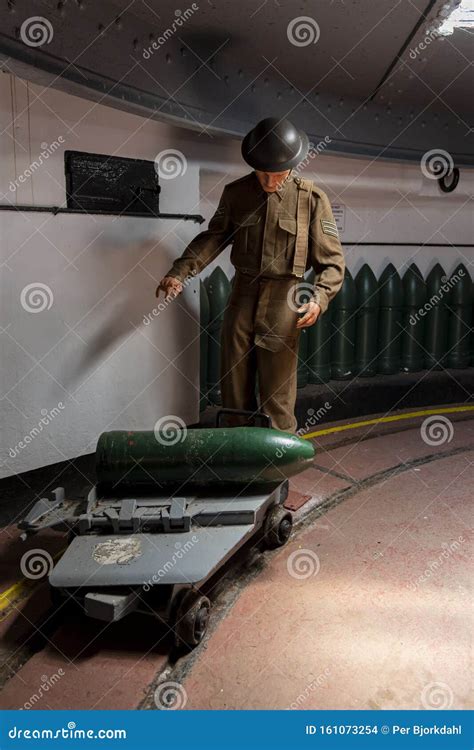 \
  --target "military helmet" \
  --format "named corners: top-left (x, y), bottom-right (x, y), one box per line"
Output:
top-left (241, 117), bottom-right (309, 172)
